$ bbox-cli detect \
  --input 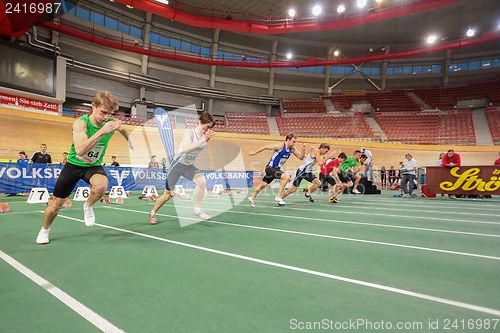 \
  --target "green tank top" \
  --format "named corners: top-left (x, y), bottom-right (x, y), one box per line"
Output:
top-left (67, 115), bottom-right (115, 167)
